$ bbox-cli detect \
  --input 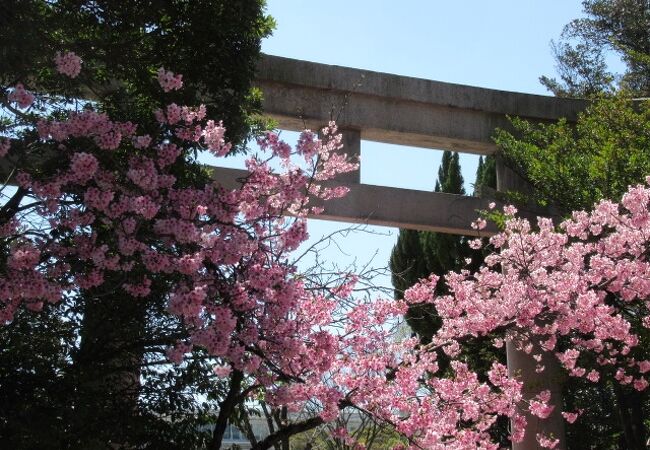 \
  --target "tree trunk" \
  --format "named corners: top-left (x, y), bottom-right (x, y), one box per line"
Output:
top-left (251, 416), bottom-right (326, 450)
top-left (613, 383), bottom-right (647, 450)
top-left (209, 369), bottom-right (244, 450)
top-left (280, 407), bottom-right (290, 450)
top-left (70, 290), bottom-right (147, 448)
